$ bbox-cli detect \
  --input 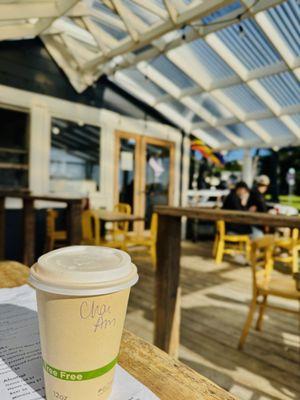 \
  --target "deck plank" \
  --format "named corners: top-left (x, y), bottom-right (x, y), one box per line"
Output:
top-left (125, 241), bottom-right (300, 400)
